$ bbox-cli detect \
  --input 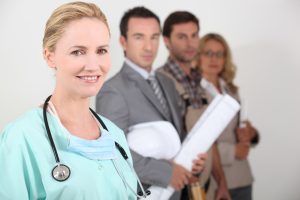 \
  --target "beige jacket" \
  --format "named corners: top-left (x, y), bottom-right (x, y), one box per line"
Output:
top-left (216, 90), bottom-right (254, 189)
top-left (200, 77), bottom-right (255, 189)
top-left (157, 68), bottom-right (213, 188)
